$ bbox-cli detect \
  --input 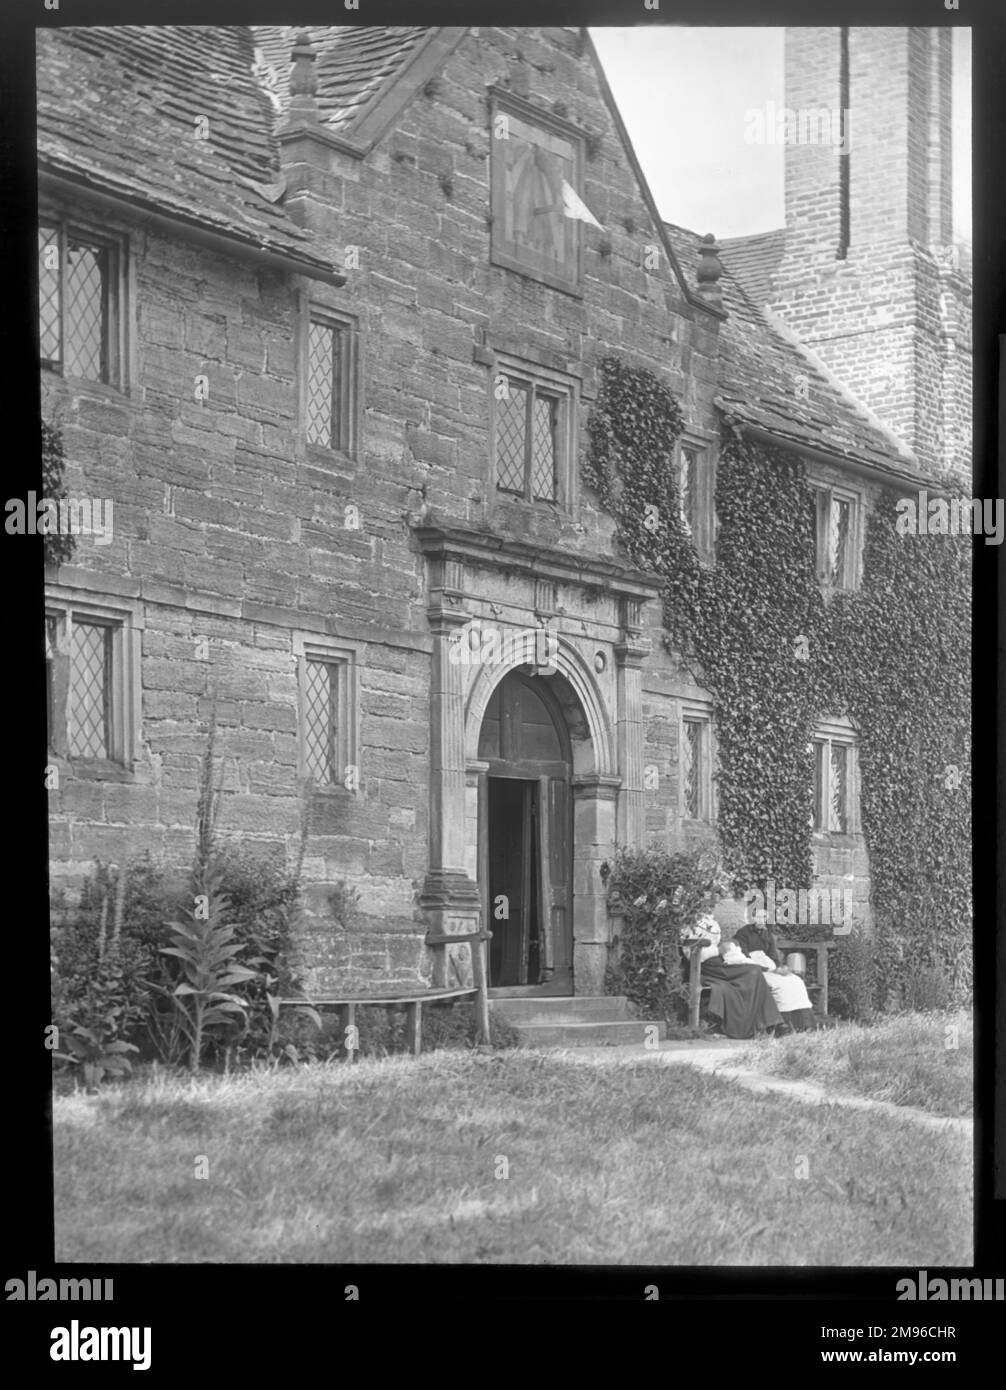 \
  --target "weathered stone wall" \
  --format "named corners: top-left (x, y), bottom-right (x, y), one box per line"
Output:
top-left (45, 25), bottom-right (886, 992)
top-left (45, 27), bottom-right (727, 991)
